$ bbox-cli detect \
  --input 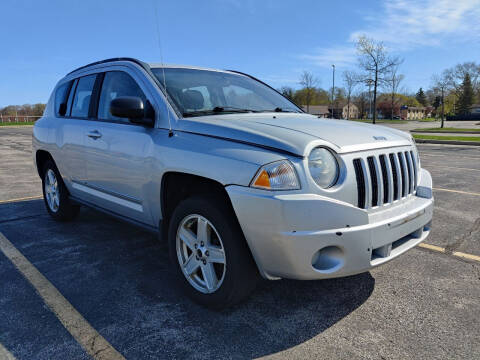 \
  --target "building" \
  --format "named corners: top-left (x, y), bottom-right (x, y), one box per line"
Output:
top-left (400, 106), bottom-right (426, 120)
top-left (301, 105), bottom-right (329, 117)
top-left (329, 102), bottom-right (359, 119)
